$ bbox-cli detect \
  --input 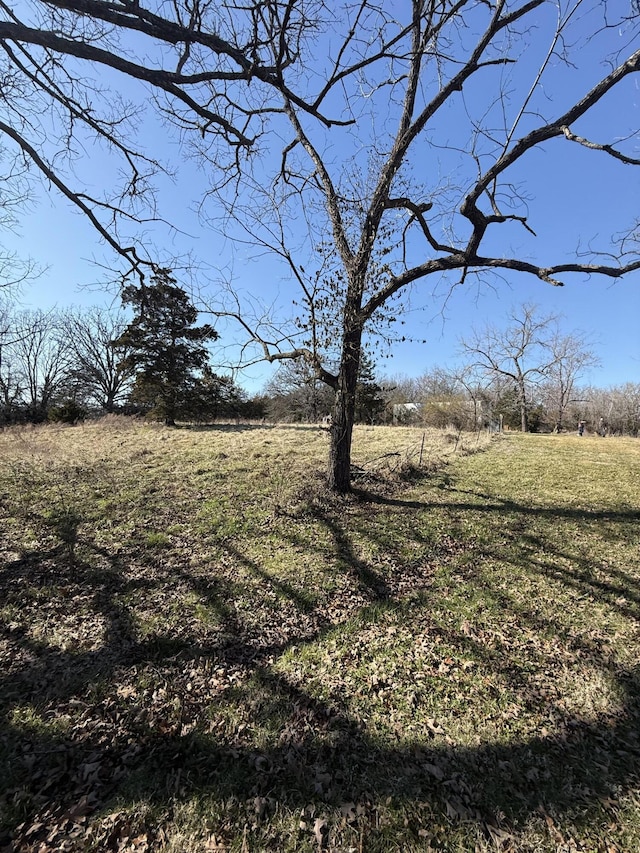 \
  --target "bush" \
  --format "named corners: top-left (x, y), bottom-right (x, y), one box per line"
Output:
top-left (48, 400), bottom-right (87, 424)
